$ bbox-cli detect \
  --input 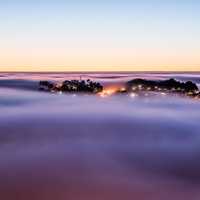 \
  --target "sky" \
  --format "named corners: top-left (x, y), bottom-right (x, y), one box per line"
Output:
top-left (0, 0), bottom-right (200, 72)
